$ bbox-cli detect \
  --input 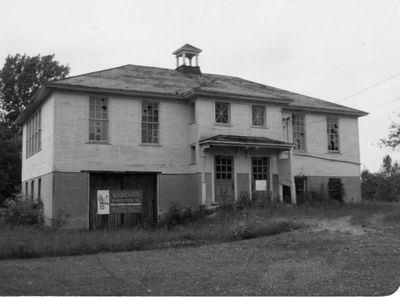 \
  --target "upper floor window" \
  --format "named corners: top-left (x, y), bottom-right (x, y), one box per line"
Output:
top-left (327, 117), bottom-right (339, 152)
top-left (215, 102), bottom-right (230, 124)
top-left (142, 102), bottom-right (159, 144)
top-left (89, 96), bottom-right (108, 142)
top-left (292, 113), bottom-right (305, 151)
top-left (26, 108), bottom-right (41, 158)
top-left (252, 105), bottom-right (266, 127)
